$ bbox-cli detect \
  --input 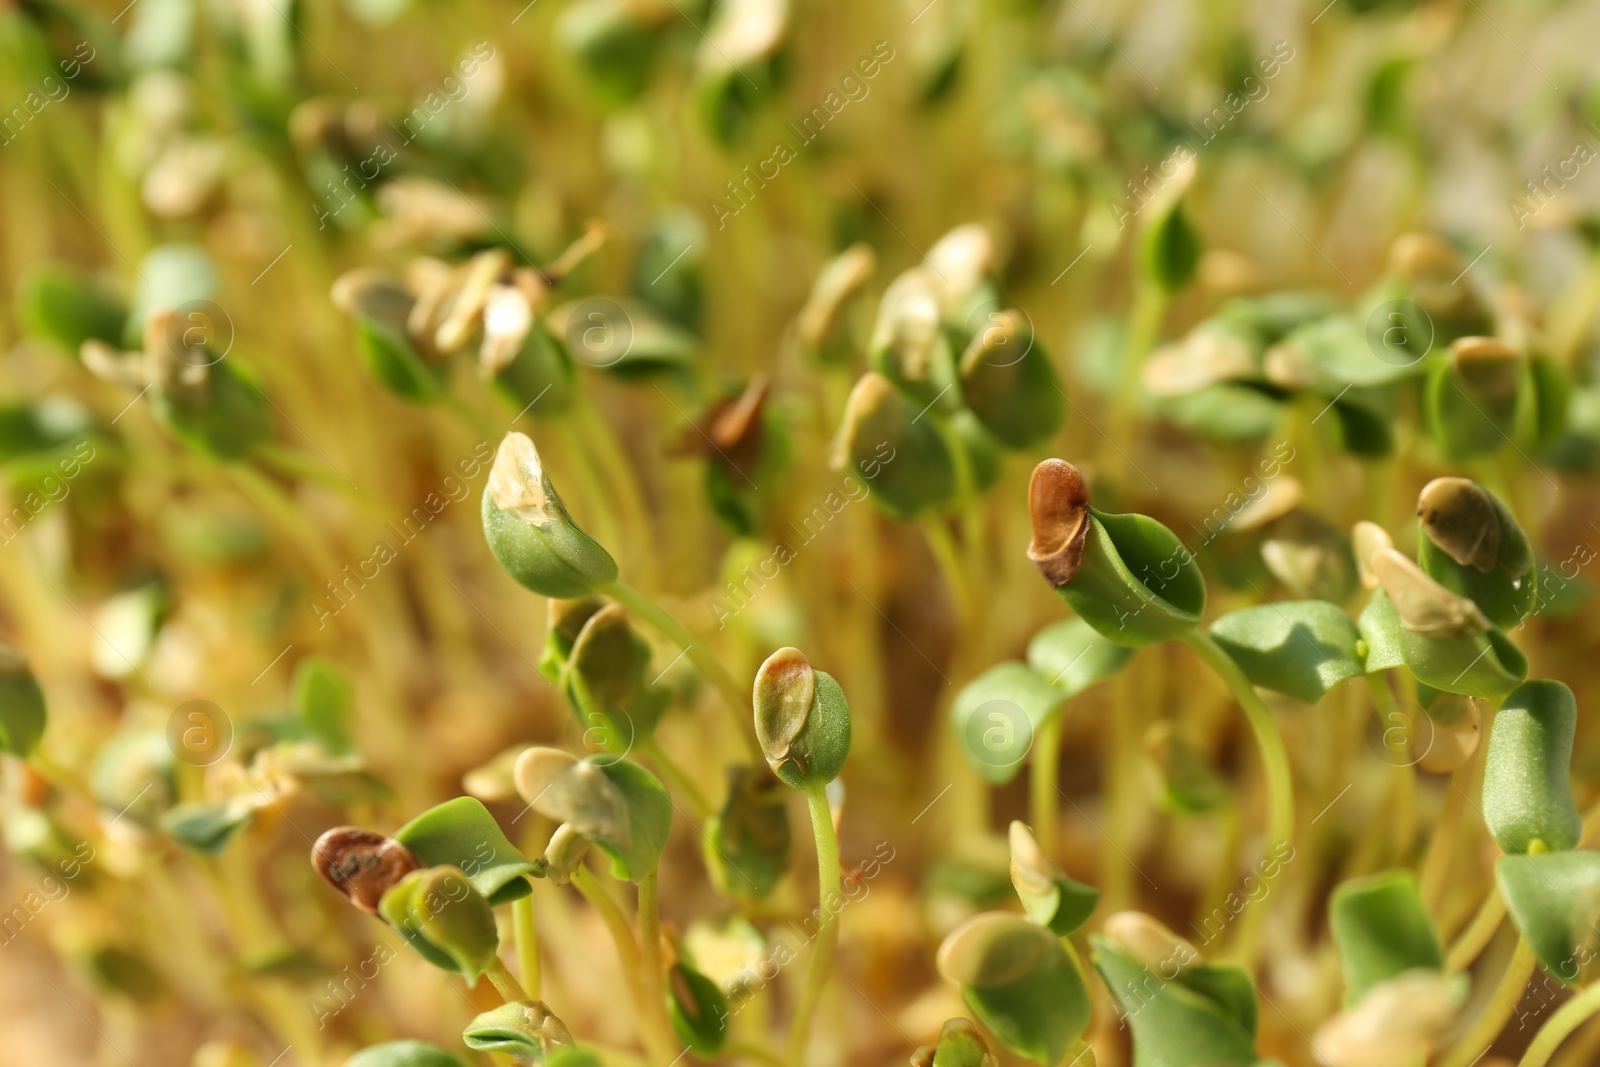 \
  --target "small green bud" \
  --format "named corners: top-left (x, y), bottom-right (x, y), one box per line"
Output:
top-left (667, 963), bottom-right (730, 1054)
top-left (911, 1018), bottom-right (997, 1067)
top-left (796, 244), bottom-right (876, 359)
top-left (558, 0), bottom-right (665, 107)
top-left (343, 1040), bottom-right (470, 1067)
top-left (752, 647), bottom-right (852, 789)
top-left (936, 912), bottom-right (1091, 1066)
top-left (145, 308), bottom-right (272, 460)
top-left (1007, 821), bottom-right (1098, 935)
top-left (957, 310), bottom-right (1063, 450)
top-left (0, 643), bottom-right (46, 757)
top-left (1425, 336), bottom-right (1530, 460)
top-left (831, 372), bottom-right (956, 518)
top-left (1483, 680), bottom-right (1582, 855)
top-left (703, 766), bottom-right (792, 899)
top-left (462, 1000), bottom-right (576, 1060)
top-left (379, 866), bottom-right (500, 983)
top-left (870, 269), bottom-right (956, 406)
top-left (1416, 477), bottom-right (1535, 629)
top-left (1140, 200), bottom-right (1201, 295)
top-left (542, 823), bottom-right (591, 886)
top-left (311, 826), bottom-right (423, 914)
top-left (692, 0), bottom-right (786, 144)
top-left (331, 268), bottom-right (447, 403)
top-left (483, 433), bottom-right (618, 598)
